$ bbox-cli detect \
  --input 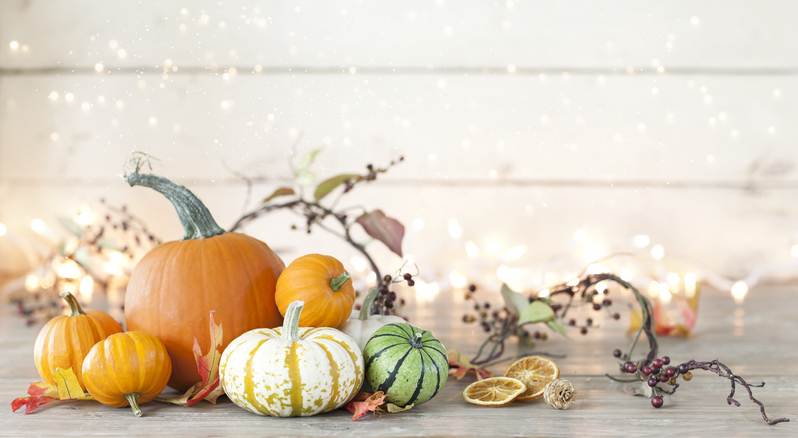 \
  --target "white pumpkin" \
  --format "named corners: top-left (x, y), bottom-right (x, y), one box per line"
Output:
top-left (340, 288), bottom-right (406, 349)
top-left (220, 300), bottom-right (364, 417)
